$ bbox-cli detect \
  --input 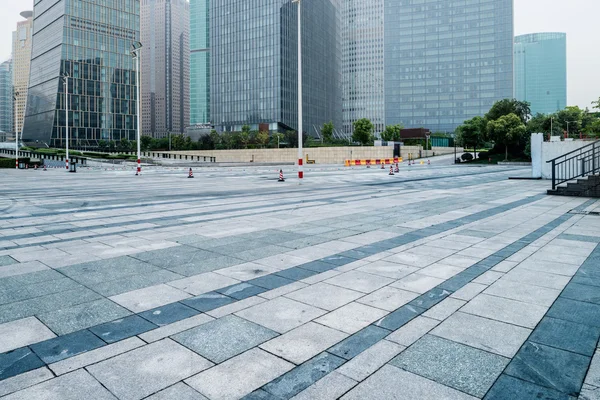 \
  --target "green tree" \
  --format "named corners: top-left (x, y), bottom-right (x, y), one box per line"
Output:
top-left (456, 116), bottom-right (485, 150)
top-left (119, 138), bottom-right (131, 152)
top-left (238, 130), bottom-right (250, 149)
top-left (172, 134), bottom-right (185, 150)
top-left (485, 99), bottom-right (531, 124)
top-left (352, 118), bottom-right (374, 145)
top-left (322, 121), bottom-right (334, 143)
top-left (381, 124), bottom-right (403, 142)
top-left (592, 98), bottom-right (600, 111)
top-left (108, 140), bottom-right (116, 151)
top-left (98, 140), bottom-right (107, 151)
top-left (140, 135), bottom-right (153, 151)
top-left (209, 130), bottom-right (221, 149)
top-left (487, 113), bottom-right (527, 161)
top-left (257, 131), bottom-right (269, 148)
top-left (184, 136), bottom-right (193, 150)
top-left (555, 106), bottom-right (585, 138)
